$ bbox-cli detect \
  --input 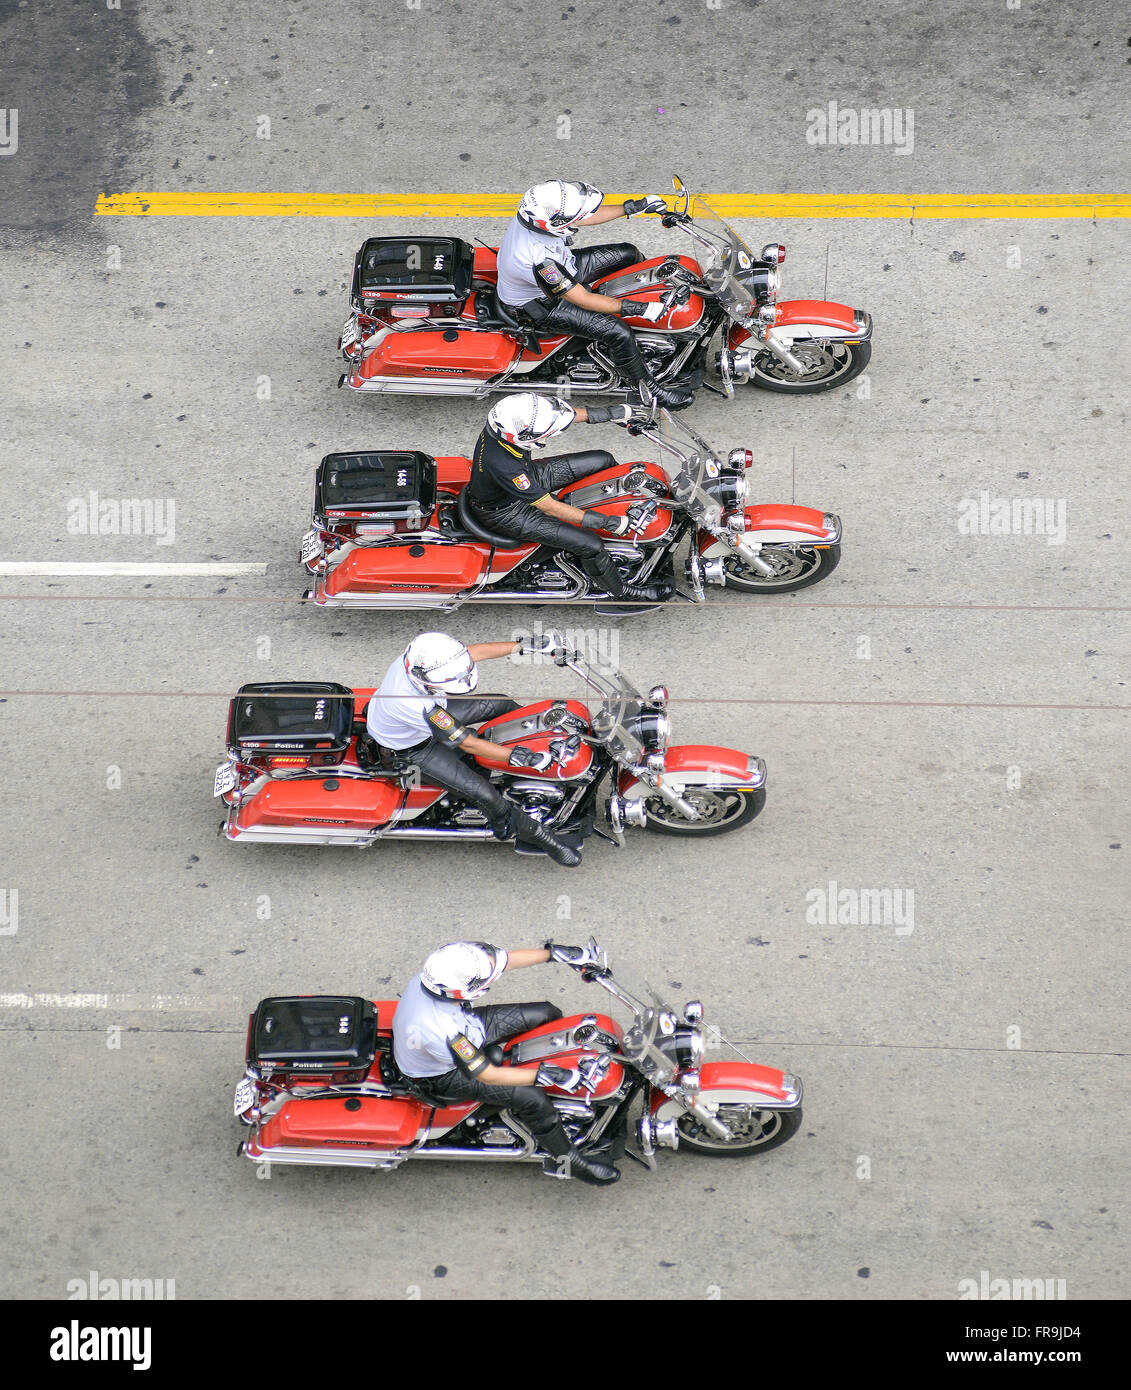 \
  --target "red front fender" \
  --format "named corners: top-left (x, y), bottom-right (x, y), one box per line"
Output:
top-left (618, 744), bottom-right (762, 798)
top-left (651, 1062), bottom-right (796, 1113)
top-left (729, 298), bottom-right (867, 347)
top-left (742, 502), bottom-right (833, 539)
